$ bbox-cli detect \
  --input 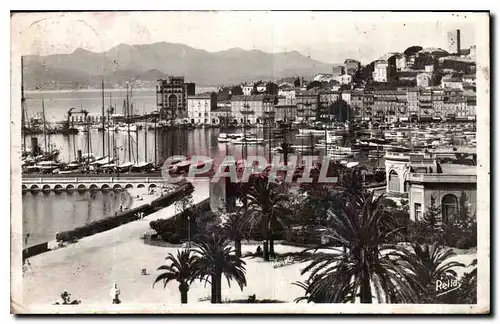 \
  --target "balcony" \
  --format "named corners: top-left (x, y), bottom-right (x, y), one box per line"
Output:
top-left (387, 191), bottom-right (409, 199)
top-left (408, 173), bottom-right (477, 184)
